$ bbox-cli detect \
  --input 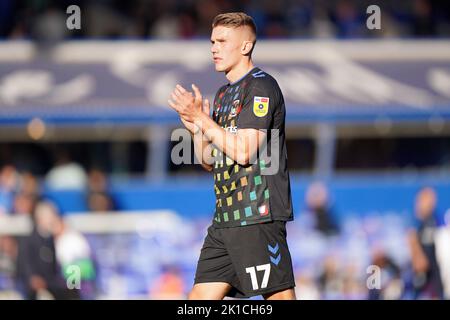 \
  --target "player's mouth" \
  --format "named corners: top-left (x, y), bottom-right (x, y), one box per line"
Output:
top-left (213, 57), bottom-right (222, 63)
